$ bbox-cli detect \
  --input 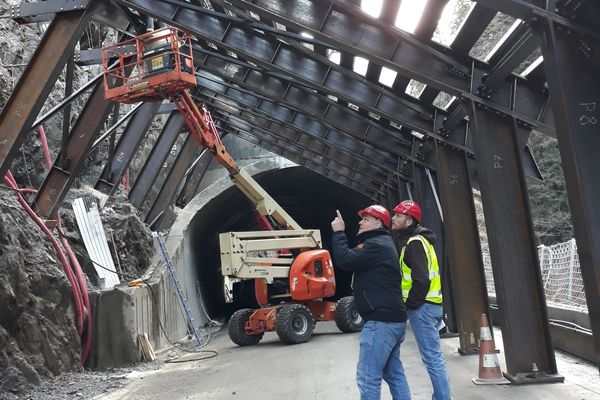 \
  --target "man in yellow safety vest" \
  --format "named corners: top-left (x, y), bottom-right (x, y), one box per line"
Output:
top-left (392, 200), bottom-right (451, 400)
